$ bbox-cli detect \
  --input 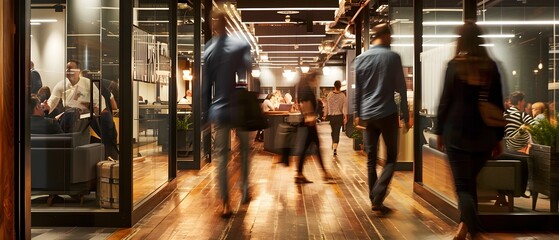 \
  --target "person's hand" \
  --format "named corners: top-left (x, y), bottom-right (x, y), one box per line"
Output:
top-left (402, 122), bottom-right (410, 133)
top-left (492, 140), bottom-right (504, 158)
top-left (41, 100), bottom-right (51, 112)
top-left (436, 135), bottom-right (444, 151)
top-left (353, 117), bottom-right (360, 127)
top-left (304, 115), bottom-right (316, 126)
top-left (343, 116), bottom-right (347, 125)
